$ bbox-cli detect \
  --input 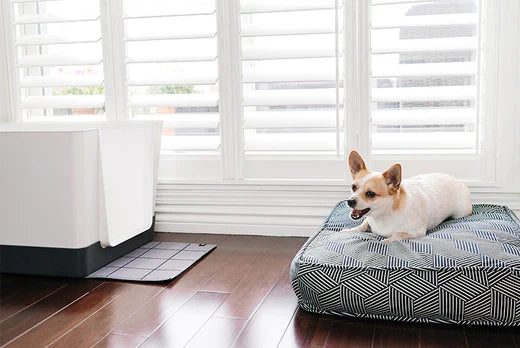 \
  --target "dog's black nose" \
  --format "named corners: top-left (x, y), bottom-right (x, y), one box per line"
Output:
top-left (347, 199), bottom-right (356, 208)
